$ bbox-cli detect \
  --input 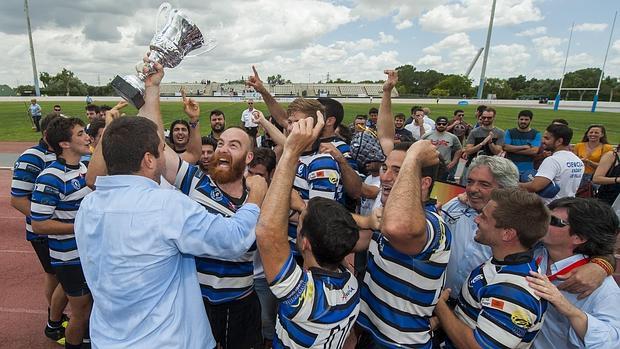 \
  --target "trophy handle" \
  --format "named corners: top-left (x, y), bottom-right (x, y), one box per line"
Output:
top-left (185, 38), bottom-right (218, 58)
top-left (155, 2), bottom-right (173, 33)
